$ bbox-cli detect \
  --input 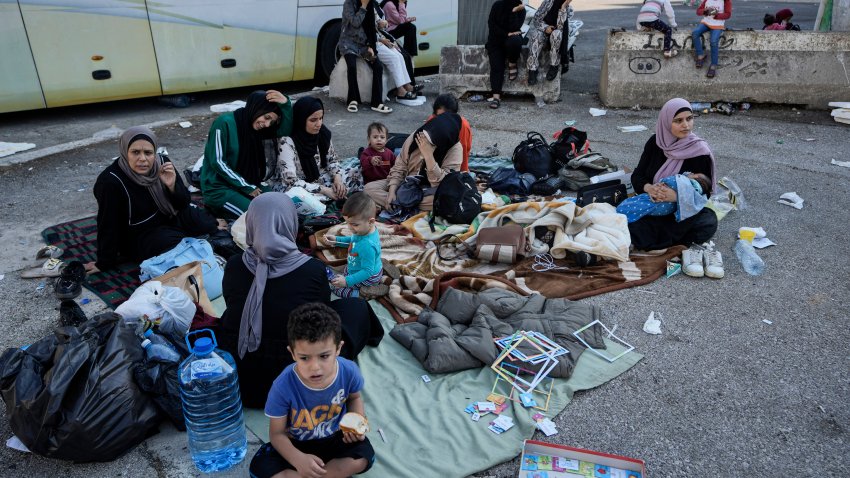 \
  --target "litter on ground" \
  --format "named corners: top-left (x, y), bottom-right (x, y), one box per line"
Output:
top-left (178, 121), bottom-right (192, 128)
top-left (643, 312), bottom-right (662, 335)
top-left (778, 192), bottom-right (804, 209)
top-left (589, 108), bottom-right (607, 117)
top-left (831, 159), bottom-right (850, 168)
top-left (616, 125), bottom-right (647, 133)
top-left (0, 142), bottom-right (37, 158)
